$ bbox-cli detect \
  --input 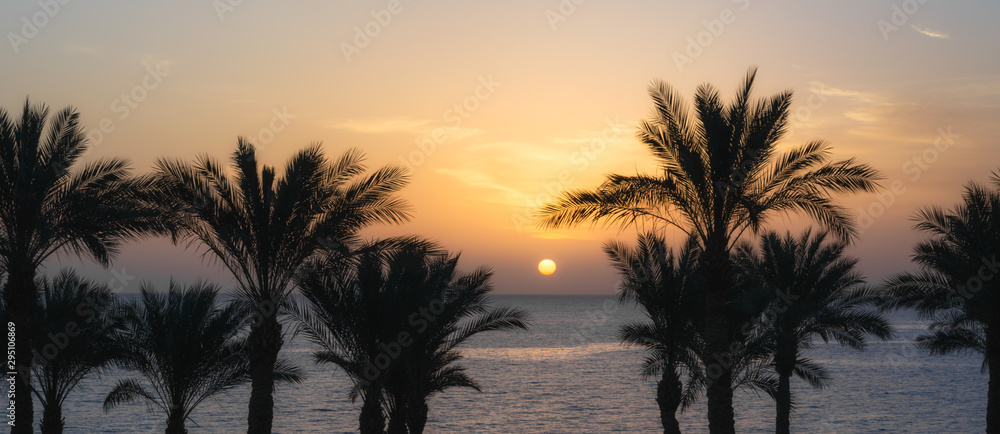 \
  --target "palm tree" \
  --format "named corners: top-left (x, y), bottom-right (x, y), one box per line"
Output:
top-left (0, 99), bottom-right (167, 433)
top-left (736, 230), bottom-right (892, 434)
top-left (155, 139), bottom-right (411, 433)
top-left (292, 239), bottom-right (530, 434)
top-left (0, 269), bottom-right (122, 434)
top-left (104, 282), bottom-right (302, 434)
top-left (607, 233), bottom-right (779, 433)
top-left (881, 172), bottom-right (1000, 433)
top-left (30, 270), bottom-right (119, 434)
top-left (291, 238), bottom-right (435, 434)
top-left (386, 250), bottom-right (530, 434)
top-left (538, 68), bottom-right (881, 432)
top-left (605, 233), bottom-right (703, 434)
